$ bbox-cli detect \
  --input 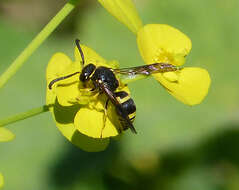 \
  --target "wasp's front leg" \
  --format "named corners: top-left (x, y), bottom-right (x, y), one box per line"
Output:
top-left (100, 99), bottom-right (110, 138)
